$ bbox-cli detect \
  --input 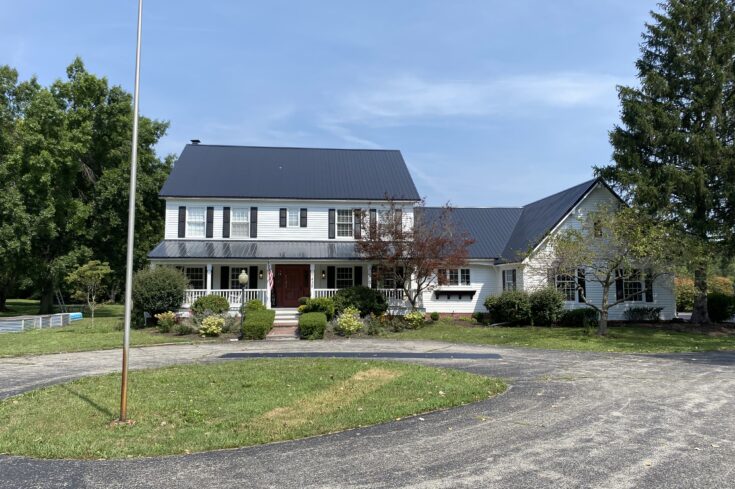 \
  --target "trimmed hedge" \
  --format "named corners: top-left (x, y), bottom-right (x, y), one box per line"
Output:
top-left (484, 291), bottom-right (531, 324)
top-left (242, 309), bottom-right (276, 340)
top-left (191, 295), bottom-right (230, 315)
top-left (333, 286), bottom-right (388, 317)
top-left (298, 297), bottom-right (336, 321)
top-left (707, 293), bottom-right (735, 323)
top-left (243, 299), bottom-right (266, 312)
top-left (559, 308), bottom-right (599, 327)
top-left (624, 306), bottom-right (663, 322)
top-left (529, 288), bottom-right (564, 326)
top-left (298, 312), bottom-right (327, 340)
